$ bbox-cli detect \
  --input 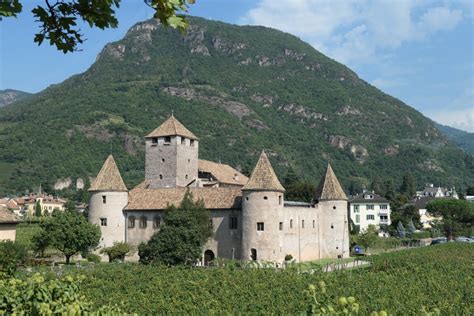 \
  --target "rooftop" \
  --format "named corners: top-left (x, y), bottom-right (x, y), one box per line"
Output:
top-left (146, 115), bottom-right (198, 140)
top-left (198, 159), bottom-right (248, 186)
top-left (350, 192), bottom-right (389, 203)
top-left (89, 155), bottom-right (127, 192)
top-left (242, 151), bottom-right (285, 192)
top-left (314, 163), bottom-right (347, 201)
top-left (0, 206), bottom-right (21, 224)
